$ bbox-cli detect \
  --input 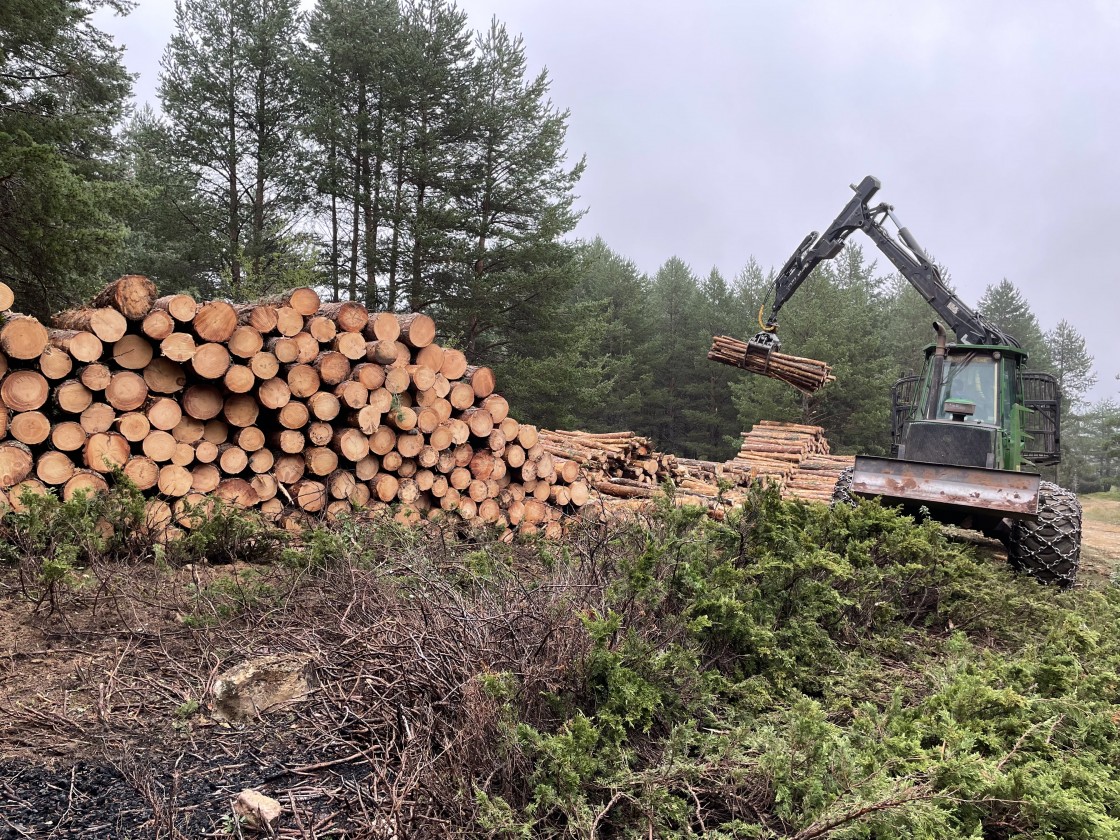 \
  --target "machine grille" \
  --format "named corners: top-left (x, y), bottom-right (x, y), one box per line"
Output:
top-left (903, 422), bottom-right (996, 469)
